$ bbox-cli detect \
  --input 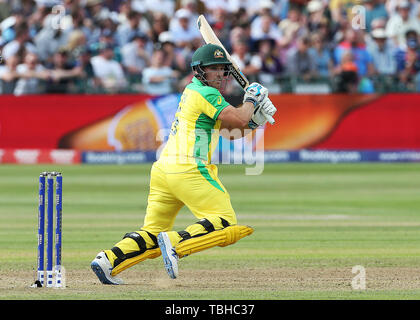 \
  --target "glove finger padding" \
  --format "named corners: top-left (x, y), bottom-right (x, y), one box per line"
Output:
top-left (260, 97), bottom-right (277, 116)
top-left (249, 107), bottom-right (268, 129)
